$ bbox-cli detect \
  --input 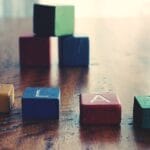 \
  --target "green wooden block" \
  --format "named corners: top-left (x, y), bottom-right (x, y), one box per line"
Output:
top-left (133, 96), bottom-right (150, 129)
top-left (55, 6), bottom-right (74, 36)
top-left (34, 4), bottom-right (75, 36)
